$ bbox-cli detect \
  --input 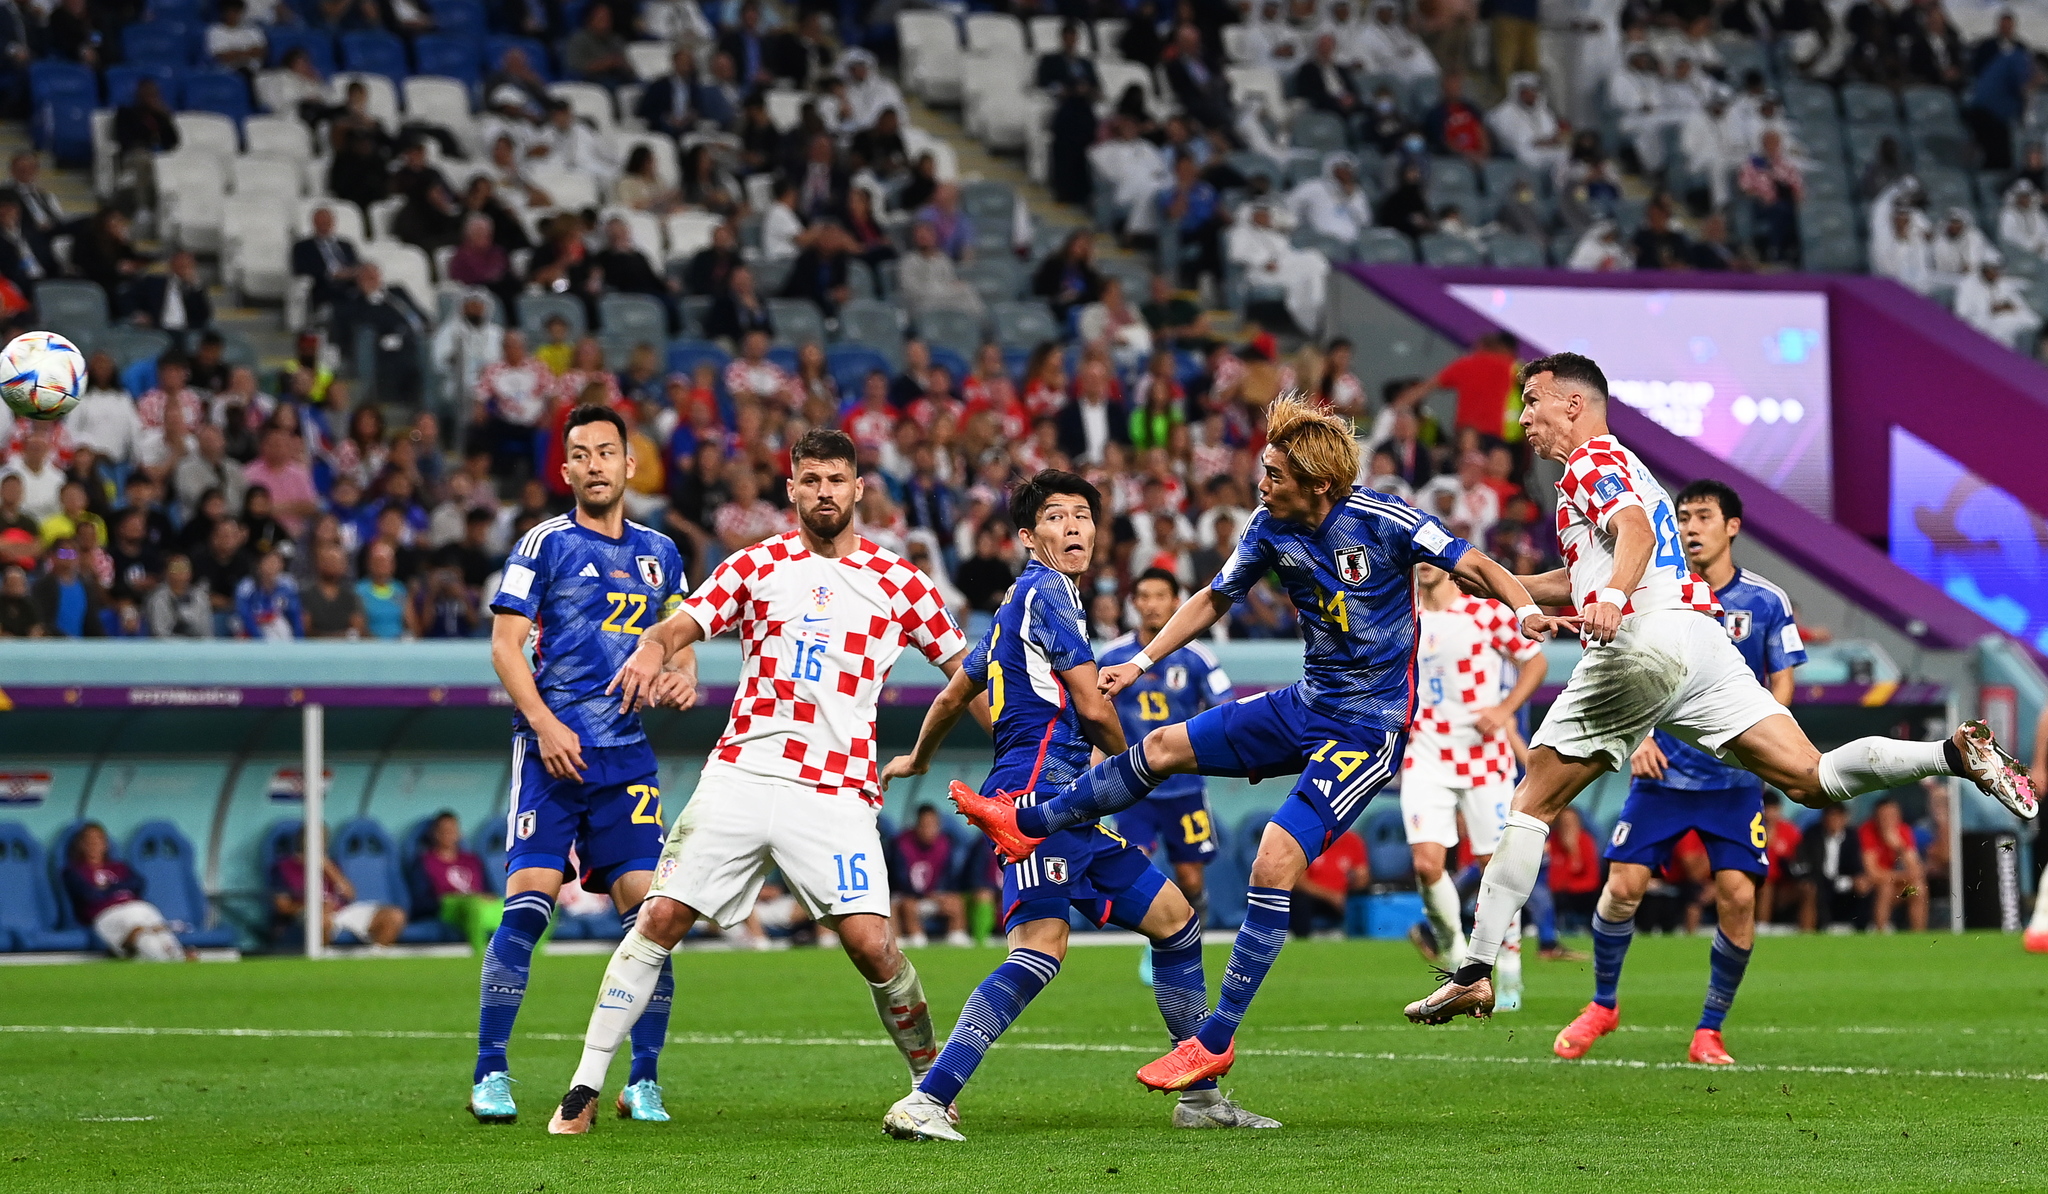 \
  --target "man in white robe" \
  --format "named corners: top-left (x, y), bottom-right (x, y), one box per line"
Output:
top-left (1487, 73), bottom-right (1571, 175)
top-left (1998, 180), bottom-right (2048, 258)
top-left (1229, 202), bottom-right (1330, 333)
top-left (1358, 0), bottom-right (1440, 81)
top-left (1088, 116), bottom-right (1174, 235)
top-left (1954, 255), bottom-right (2042, 349)
top-left (1870, 204), bottom-right (1934, 295)
top-left (1288, 152), bottom-right (1373, 240)
top-left (840, 49), bottom-right (906, 132)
